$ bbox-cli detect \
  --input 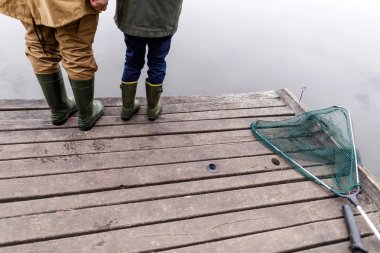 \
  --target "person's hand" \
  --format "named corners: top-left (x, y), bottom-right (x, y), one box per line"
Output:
top-left (90, 0), bottom-right (109, 12)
